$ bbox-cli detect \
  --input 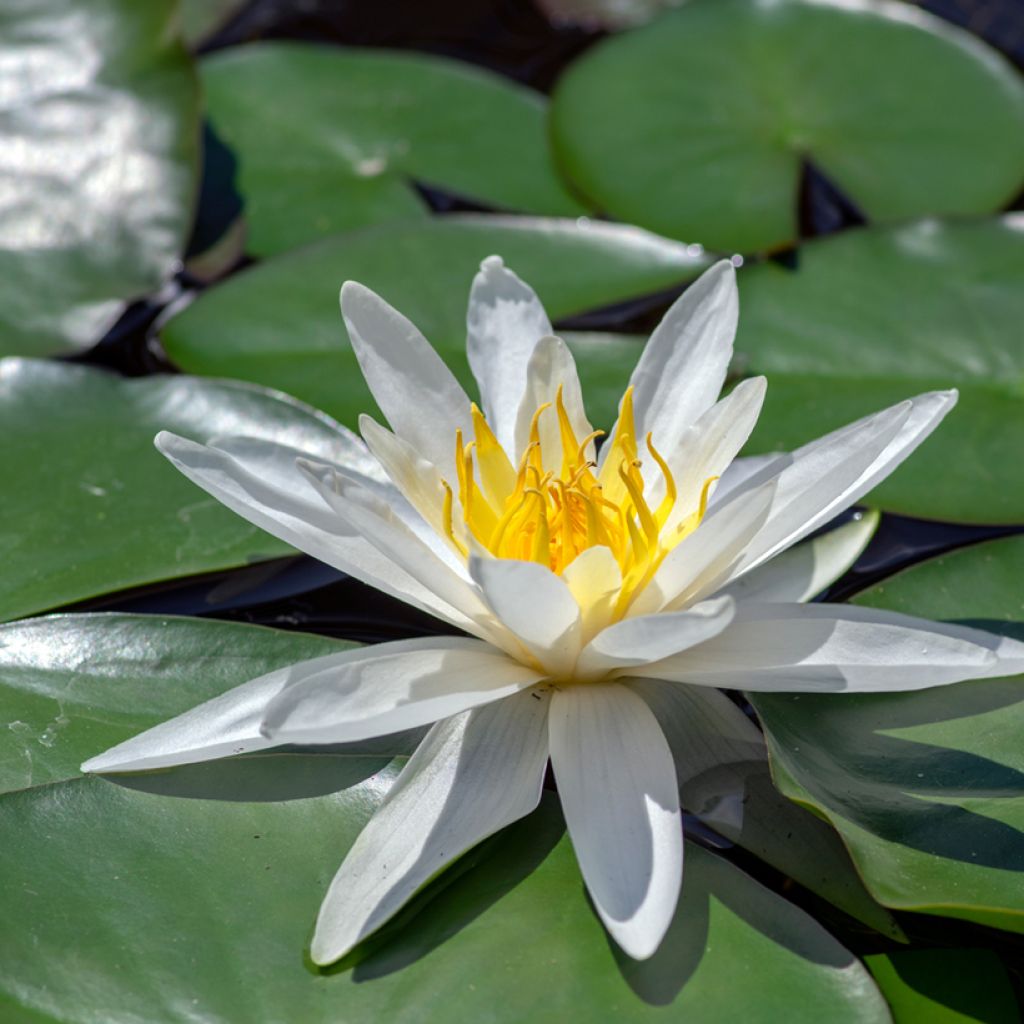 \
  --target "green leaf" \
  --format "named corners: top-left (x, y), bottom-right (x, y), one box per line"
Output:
top-left (0, 359), bottom-right (357, 621)
top-left (751, 534), bottom-right (1024, 933)
top-left (550, 0), bottom-right (1024, 253)
top-left (160, 216), bottom-right (705, 427)
top-left (737, 218), bottom-right (1024, 524)
top-left (202, 43), bottom-right (585, 256)
top-left (866, 949), bottom-right (1019, 1024)
top-left (0, 0), bottom-right (200, 356)
top-left (181, 0), bottom-right (246, 46)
